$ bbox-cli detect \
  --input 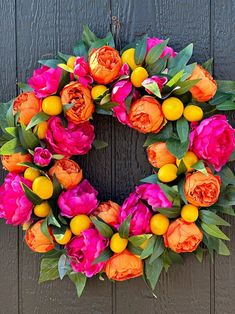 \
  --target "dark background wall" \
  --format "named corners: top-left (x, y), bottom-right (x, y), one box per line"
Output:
top-left (0, 0), bottom-right (234, 313)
